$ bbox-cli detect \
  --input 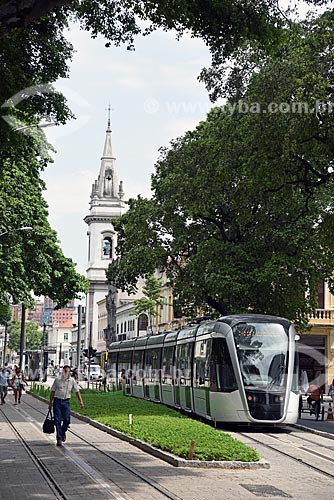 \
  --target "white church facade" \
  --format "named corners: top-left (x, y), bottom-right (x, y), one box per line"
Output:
top-left (84, 114), bottom-right (125, 352)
